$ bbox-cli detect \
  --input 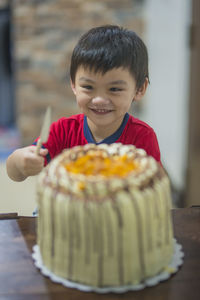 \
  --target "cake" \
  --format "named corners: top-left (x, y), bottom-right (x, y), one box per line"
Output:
top-left (36, 143), bottom-right (174, 287)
